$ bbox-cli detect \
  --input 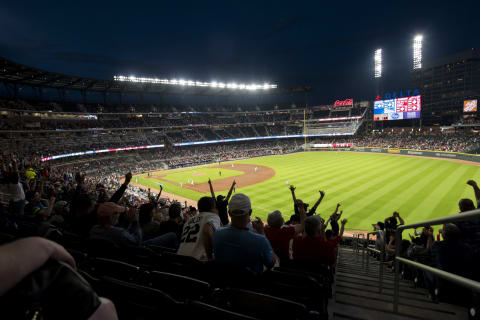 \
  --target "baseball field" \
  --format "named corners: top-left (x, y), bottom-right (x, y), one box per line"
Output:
top-left (133, 151), bottom-right (480, 231)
